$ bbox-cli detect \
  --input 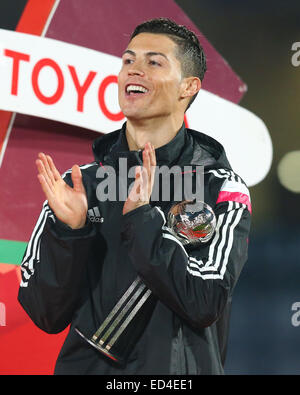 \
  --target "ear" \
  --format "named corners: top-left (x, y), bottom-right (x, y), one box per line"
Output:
top-left (180, 76), bottom-right (201, 99)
